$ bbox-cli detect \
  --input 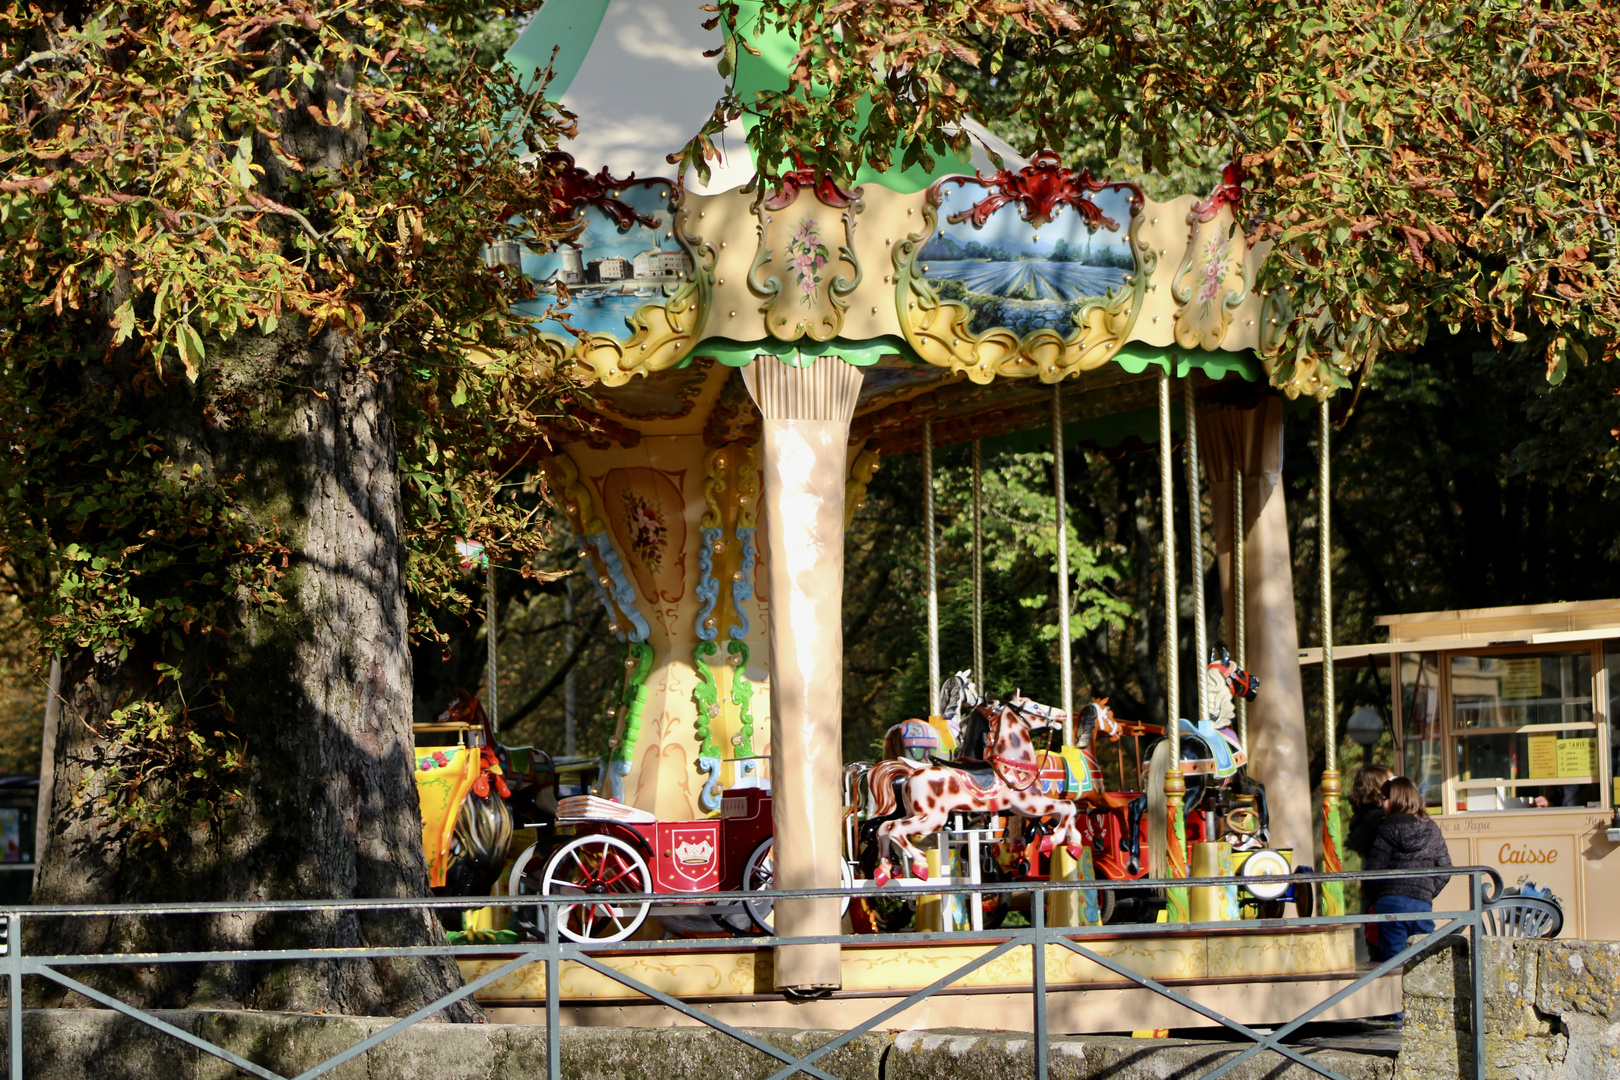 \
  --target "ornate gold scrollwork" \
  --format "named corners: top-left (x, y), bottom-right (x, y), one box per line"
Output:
top-left (1172, 206), bottom-right (1250, 351)
top-left (733, 441), bottom-right (760, 531)
top-left (748, 177), bottom-right (865, 343)
top-left (567, 187), bottom-right (717, 386)
top-left (894, 182), bottom-right (1151, 385)
top-left (845, 442), bottom-right (881, 527)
